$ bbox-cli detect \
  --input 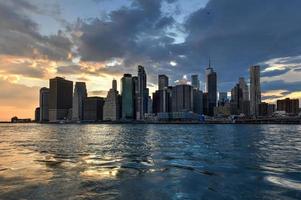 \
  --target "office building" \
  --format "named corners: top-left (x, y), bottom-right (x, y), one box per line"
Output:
top-left (137, 65), bottom-right (148, 120)
top-left (72, 82), bottom-right (87, 121)
top-left (250, 65), bottom-right (261, 116)
top-left (239, 77), bottom-right (249, 101)
top-left (205, 65), bottom-right (217, 116)
top-left (191, 74), bottom-right (200, 90)
top-left (35, 107), bottom-right (40, 122)
top-left (172, 84), bottom-right (193, 112)
top-left (83, 97), bottom-right (105, 121)
top-left (277, 98), bottom-right (299, 115)
top-left (39, 87), bottom-right (50, 122)
top-left (103, 79), bottom-right (120, 121)
top-left (193, 89), bottom-right (203, 114)
top-left (121, 74), bottom-right (134, 120)
top-left (48, 77), bottom-right (73, 122)
top-left (158, 74), bottom-right (169, 90)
